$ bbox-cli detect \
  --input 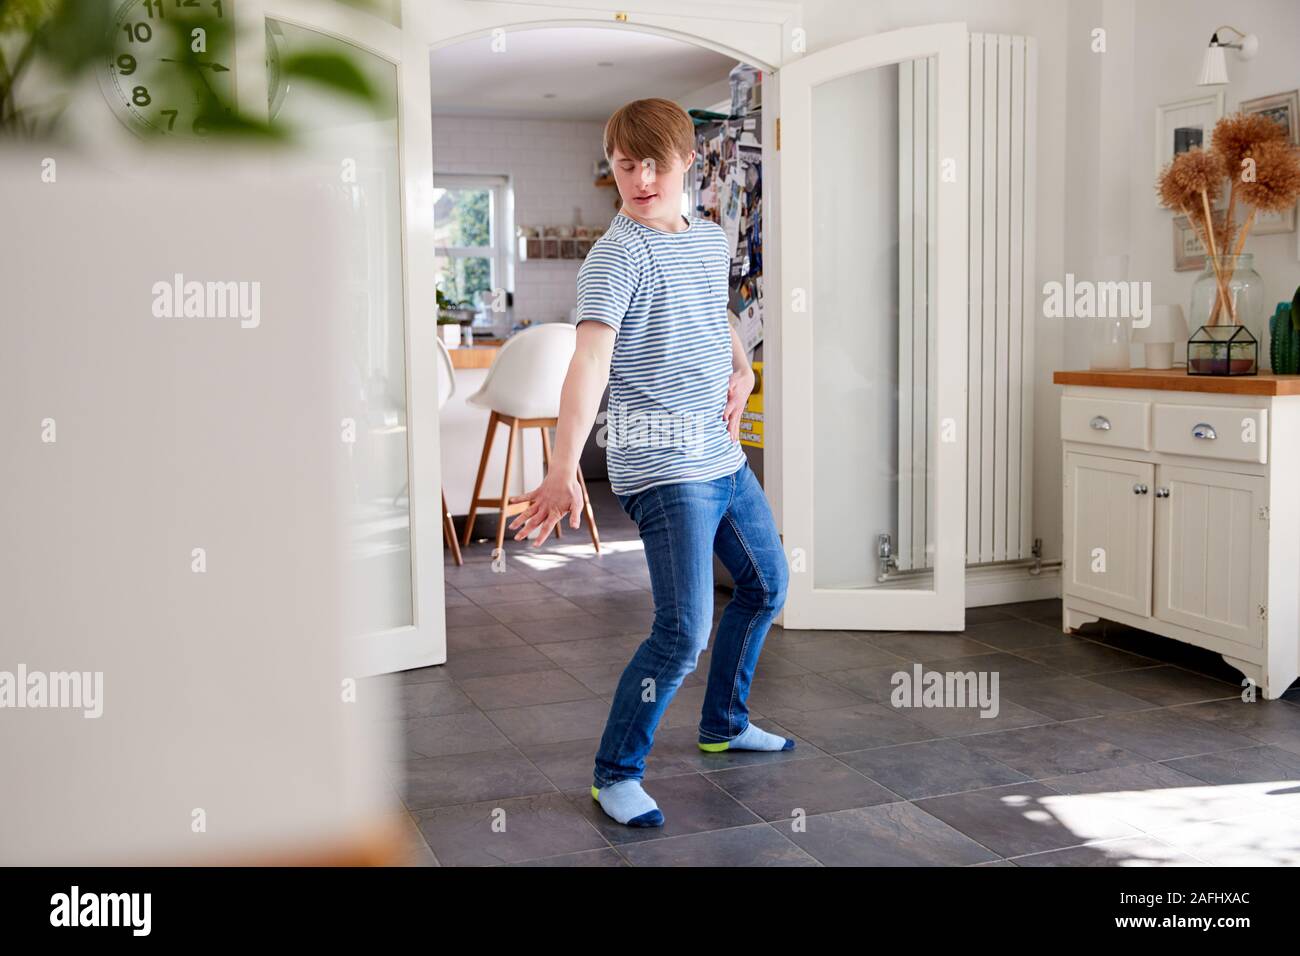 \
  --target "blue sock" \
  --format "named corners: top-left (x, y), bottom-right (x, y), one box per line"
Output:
top-left (590, 779), bottom-right (664, 827)
top-left (699, 722), bottom-right (794, 752)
